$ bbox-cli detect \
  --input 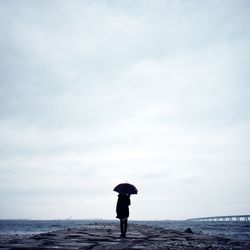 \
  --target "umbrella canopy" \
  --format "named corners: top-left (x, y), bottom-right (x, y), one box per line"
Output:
top-left (113, 183), bottom-right (138, 195)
